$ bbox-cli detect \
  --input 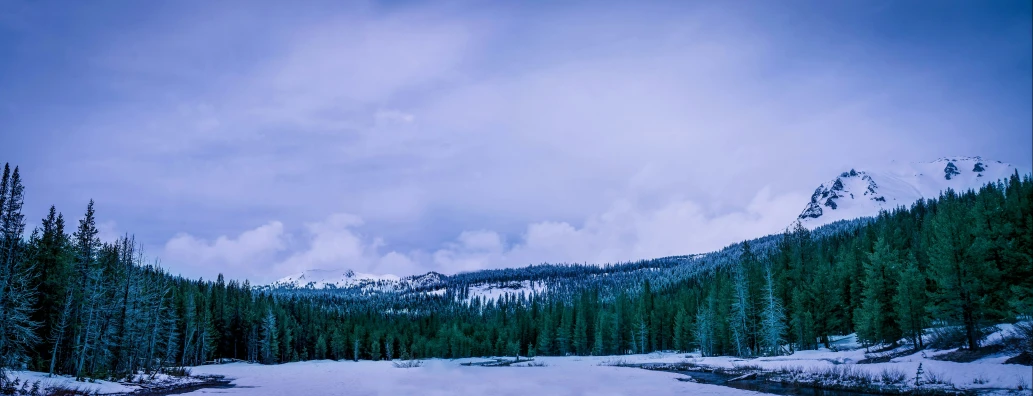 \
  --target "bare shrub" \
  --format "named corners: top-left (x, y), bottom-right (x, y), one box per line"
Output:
top-left (775, 365), bottom-right (804, 375)
top-left (1001, 321), bottom-right (1032, 355)
top-left (42, 384), bottom-right (95, 396)
top-left (524, 360), bottom-right (548, 367)
top-left (1016, 377), bottom-right (1029, 391)
top-left (923, 370), bottom-right (952, 386)
top-left (927, 323), bottom-right (997, 350)
top-left (163, 366), bottom-right (192, 377)
top-left (879, 368), bottom-right (907, 385)
top-left (392, 359), bottom-right (424, 368)
top-left (598, 358), bottom-right (629, 367)
top-left (732, 362), bottom-right (763, 371)
top-left (810, 365), bottom-right (875, 385)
